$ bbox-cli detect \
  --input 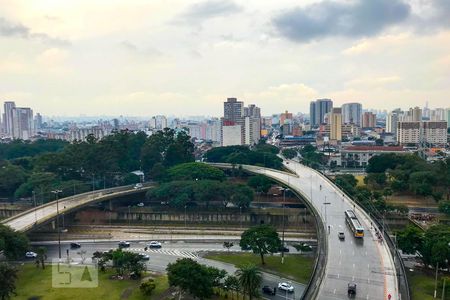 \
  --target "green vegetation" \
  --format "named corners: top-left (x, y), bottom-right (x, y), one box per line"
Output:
top-left (205, 253), bottom-right (314, 284)
top-left (167, 258), bottom-right (226, 299)
top-left (12, 264), bottom-right (168, 300)
top-left (299, 145), bottom-right (325, 169)
top-left (407, 271), bottom-right (450, 300)
top-left (397, 224), bottom-right (450, 267)
top-left (235, 264), bottom-right (262, 300)
top-left (366, 154), bottom-right (450, 201)
top-left (146, 180), bottom-right (254, 208)
top-left (333, 174), bottom-right (408, 215)
top-left (247, 175), bottom-right (273, 195)
top-left (239, 225), bottom-right (281, 265)
top-left (0, 128), bottom-right (194, 201)
top-left (0, 262), bottom-right (18, 300)
top-left (164, 162), bottom-right (226, 182)
top-left (281, 148), bottom-right (297, 159)
top-left (93, 249), bottom-right (145, 278)
top-left (0, 224), bottom-right (29, 260)
top-left (204, 145), bottom-right (283, 170)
